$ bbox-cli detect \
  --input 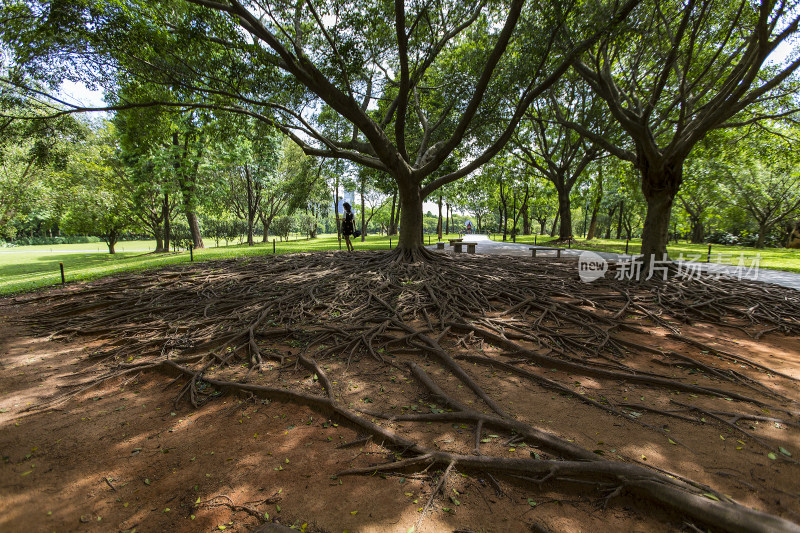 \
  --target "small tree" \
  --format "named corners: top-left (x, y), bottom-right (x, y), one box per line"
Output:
top-left (272, 216), bottom-right (294, 242)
